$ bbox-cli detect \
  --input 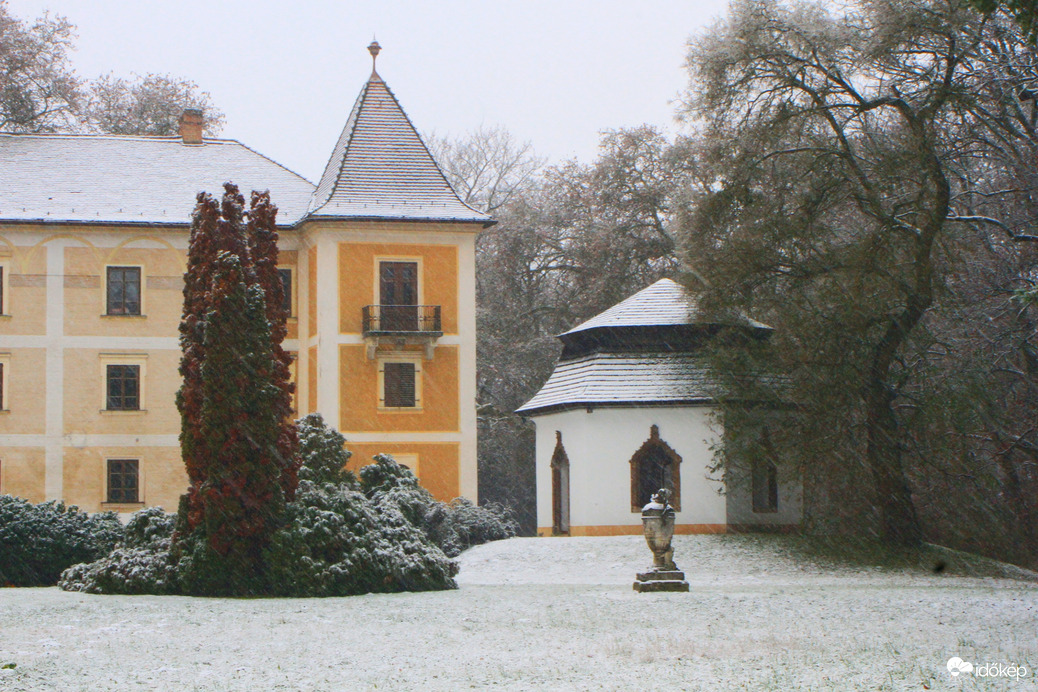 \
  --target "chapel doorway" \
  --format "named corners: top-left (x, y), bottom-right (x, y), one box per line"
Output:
top-left (551, 431), bottom-right (570, 535)
top-left (629, 424), bottom-right (682, 511)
